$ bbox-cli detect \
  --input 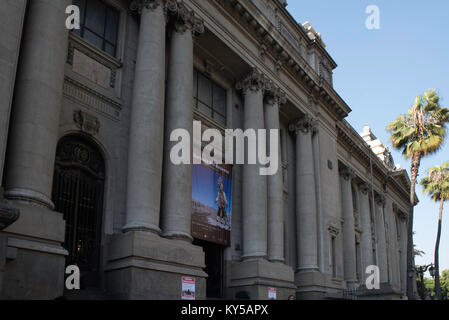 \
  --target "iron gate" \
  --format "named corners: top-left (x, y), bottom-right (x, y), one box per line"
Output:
top-left (52, 135), bottom-right (105, 288)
